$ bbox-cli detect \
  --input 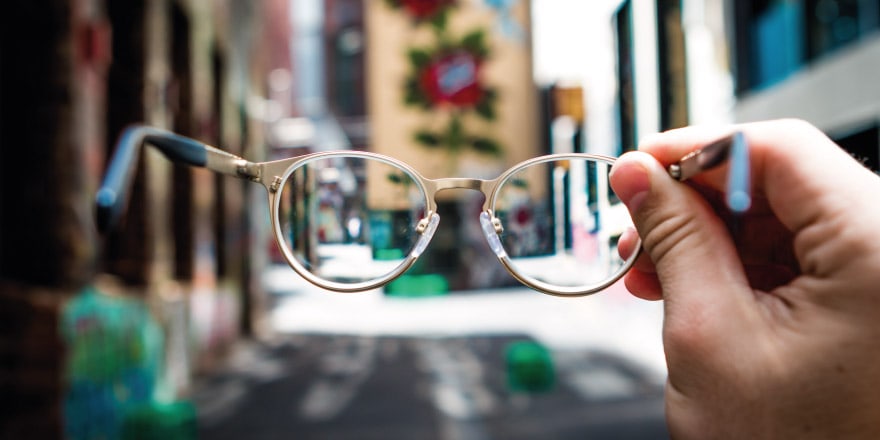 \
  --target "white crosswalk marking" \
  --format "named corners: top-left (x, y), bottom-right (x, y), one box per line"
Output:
top-left (298, 337), bottom-right (377, 421)
top-left (415, 339), bottom-right (494, 440)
